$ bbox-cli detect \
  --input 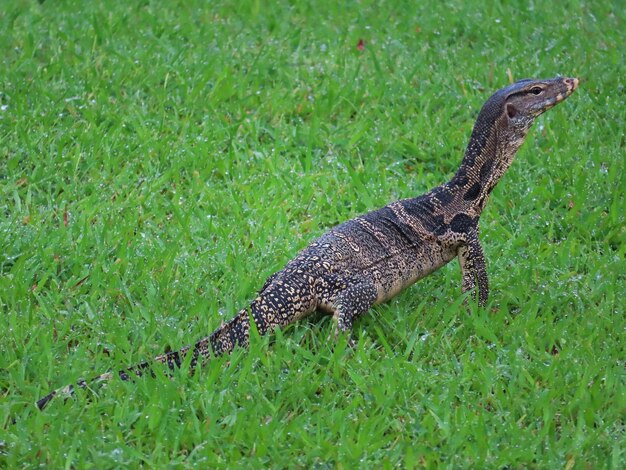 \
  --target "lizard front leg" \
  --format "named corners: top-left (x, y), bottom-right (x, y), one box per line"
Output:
top-left (457, 231), bottom-right (489, 307)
